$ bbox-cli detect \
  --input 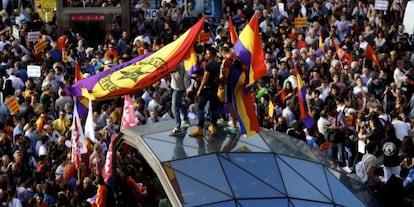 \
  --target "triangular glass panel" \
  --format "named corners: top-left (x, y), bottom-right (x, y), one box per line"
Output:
top-left (164, 168), bottom-right (232, 207)
top-left (220, 153), bottom-right (286, 195)
top-left (141, 137), bottom-right (178, 162)
top-left (199, 201), bottom-right (237, 207)
top-left (324, 168), bottom-right (366, 207)
top-left (275, 156), bottom-right (331, 203)
top-left (219, 156), bottom-right (285, 198)
top-left (236, 133), bottom-right (271, 152)
top-left (289, 199), bottom-right (334, 207)
top-left (168, 154), bottom-right (232, 196)
top-left (278, 155), bottom-right (331, 199)
top-left (237, 199), bottom-right (288, 207)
